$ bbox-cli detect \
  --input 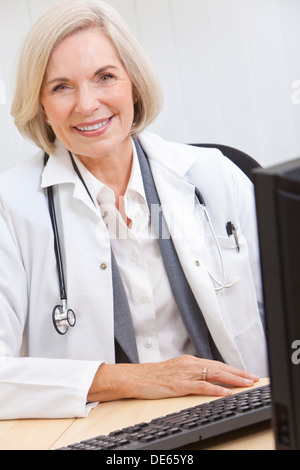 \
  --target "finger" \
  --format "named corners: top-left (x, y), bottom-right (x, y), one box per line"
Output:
top-left (205, 367), bottom-right (256, 388)
top-left (189, 380), bottom-right (233, 397)
top-left (205, 361), bottom-right (260, 382)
